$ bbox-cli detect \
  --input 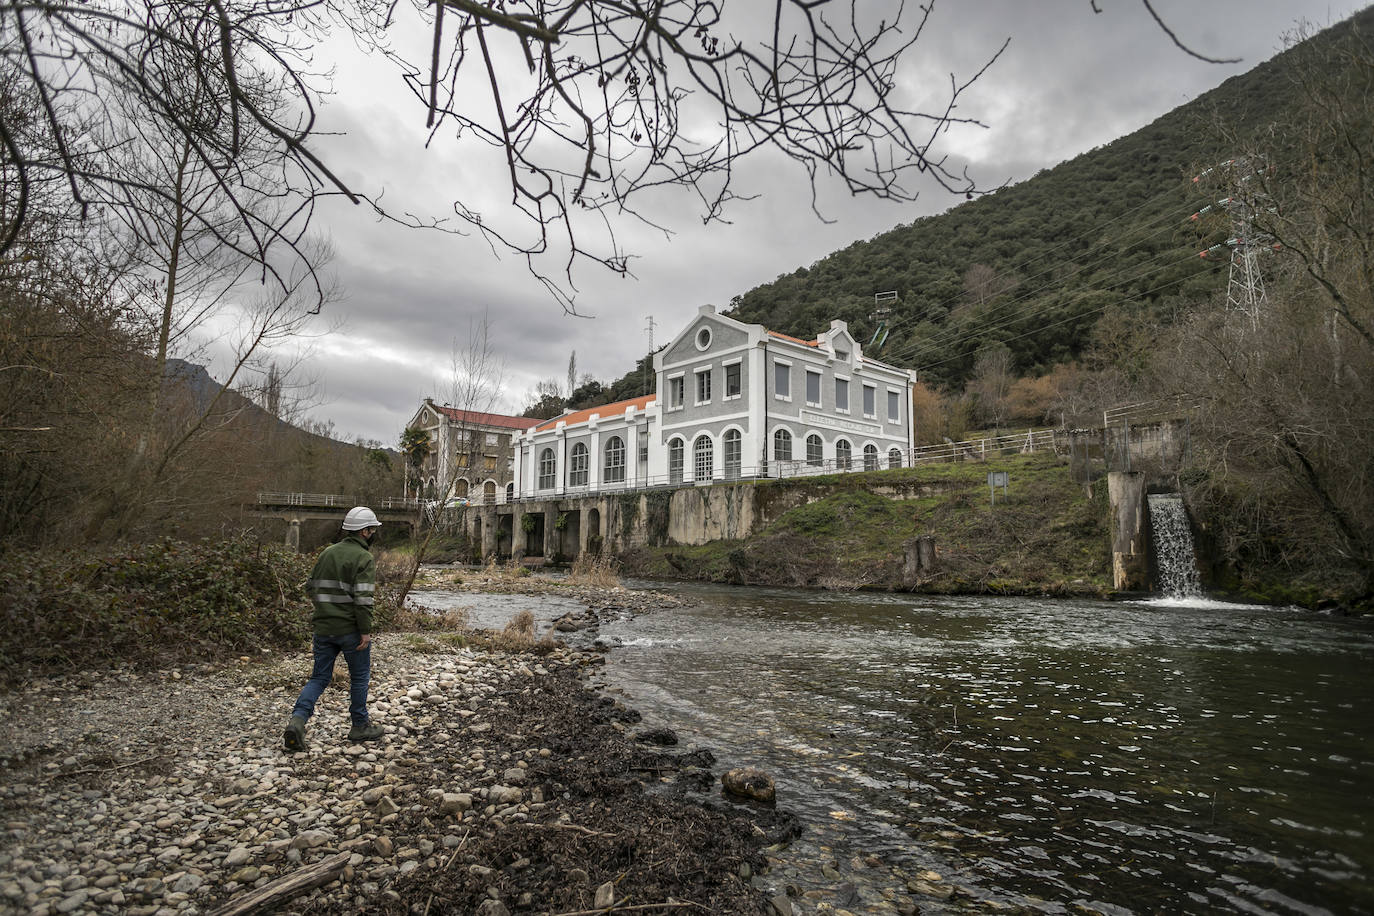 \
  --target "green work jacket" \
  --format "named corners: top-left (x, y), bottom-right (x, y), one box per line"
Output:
top-left (305, 534), bottom-right (376, 636)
